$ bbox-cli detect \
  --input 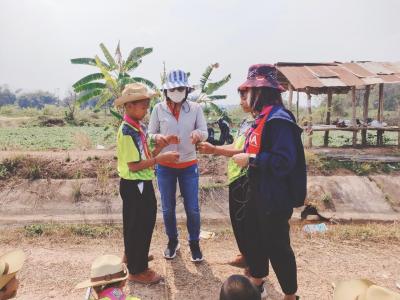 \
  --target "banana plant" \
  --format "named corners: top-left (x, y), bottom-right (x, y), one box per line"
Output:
top-left (71, 42), bottom-right (158, 118)
top-left (192, 63), bottom-right (231, 120)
